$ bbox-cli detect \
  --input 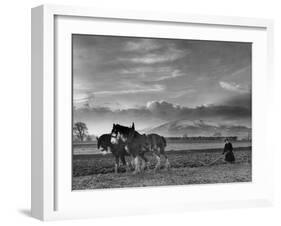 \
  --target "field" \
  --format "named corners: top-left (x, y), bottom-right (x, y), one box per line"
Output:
top-left (73, 140), bottom-right (251, 155)
top-left (72, 146), bottom-right (252, 190)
